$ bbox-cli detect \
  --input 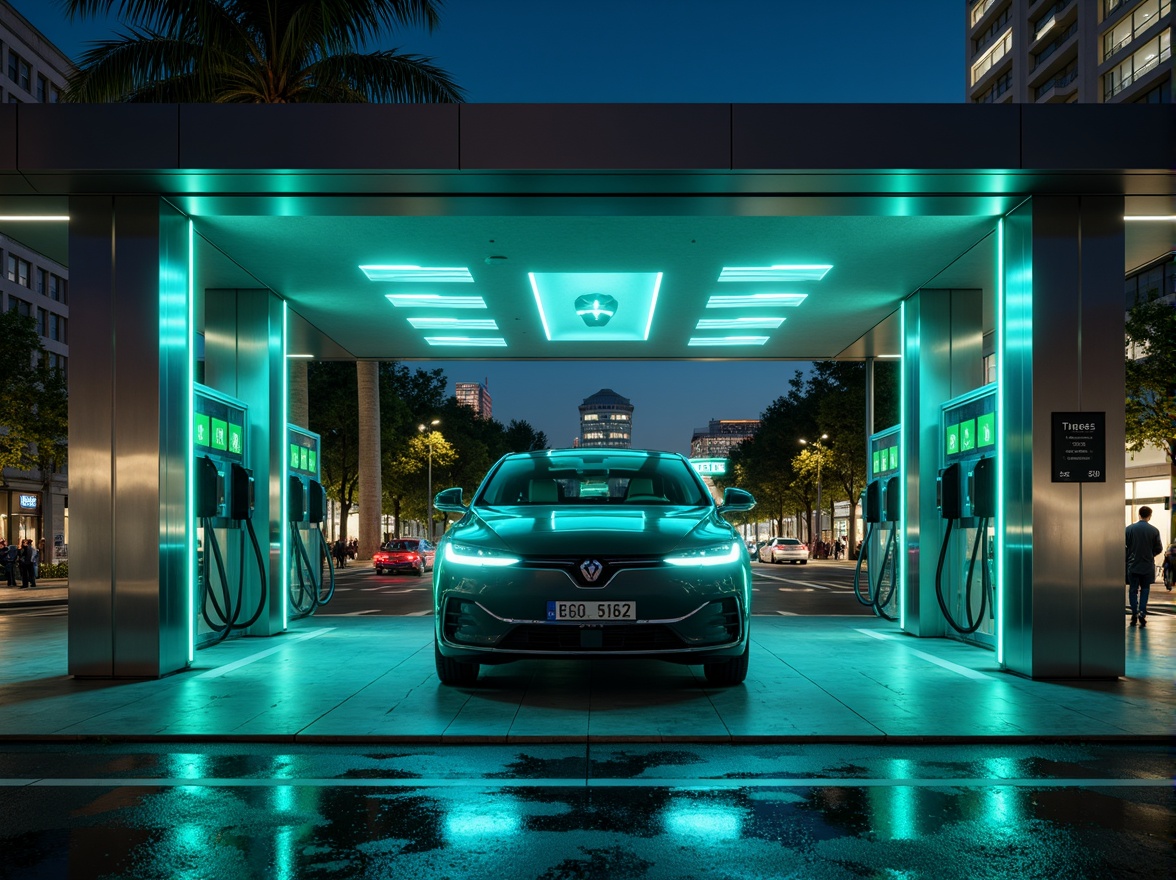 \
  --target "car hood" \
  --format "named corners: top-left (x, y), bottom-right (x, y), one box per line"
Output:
top-left (451, 506), bottom-right (734, 557)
